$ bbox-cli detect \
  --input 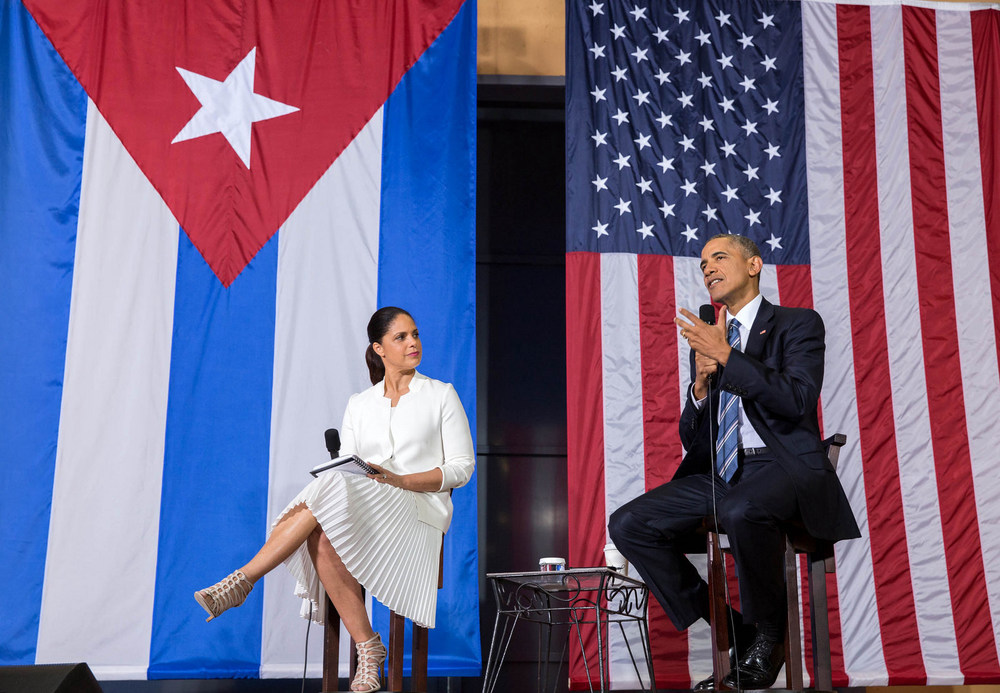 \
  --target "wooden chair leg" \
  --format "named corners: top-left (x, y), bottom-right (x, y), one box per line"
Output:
top-left (706, 531), bottom-right (731, 687)
top-left (412, 624), bottom-right (429, 692)
top-left (387, 611), bottom-right (406, 691)
top-left (322, 594), bottom-right (341, 692)
top-left (784, 540), bottom-right (804, 691)
top-left (809, 553), bottom-right (833, 691)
